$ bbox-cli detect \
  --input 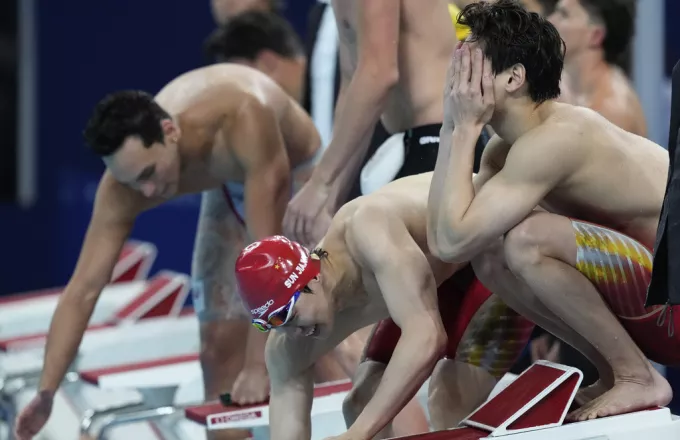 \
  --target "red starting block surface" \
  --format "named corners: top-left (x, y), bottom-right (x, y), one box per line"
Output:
top-left (463, 361), bottom-right (582, 436)
top-left (185, 380), bottom-right (353, 430)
